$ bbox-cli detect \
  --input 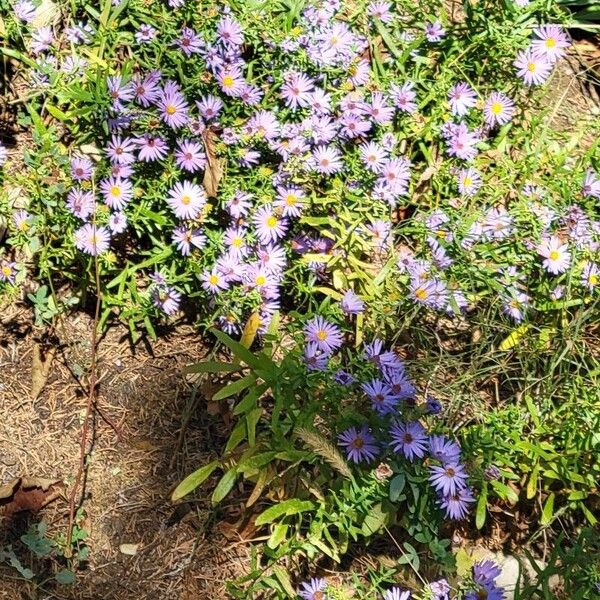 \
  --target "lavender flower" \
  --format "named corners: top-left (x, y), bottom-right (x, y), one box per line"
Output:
top-left (338, 425), bottom-right (379, 463)
top-left (305, 316), bottom-right (343, 354)
top-left (74, 224), bottom-right (111, 255)
top-left (389, 421), bottom-right (428, 461)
